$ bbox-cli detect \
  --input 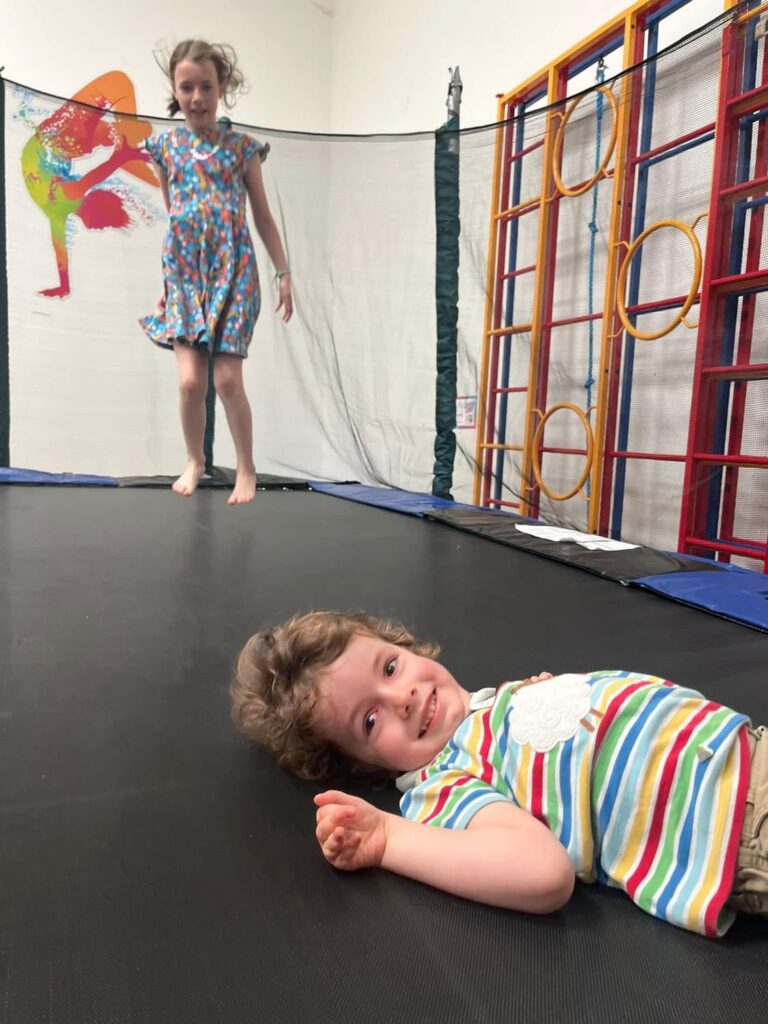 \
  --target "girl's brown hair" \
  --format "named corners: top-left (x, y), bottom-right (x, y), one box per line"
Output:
top-left (160, 40), bottom-right (246, 117)
top-left (230, 611), bottom-right (440, 782)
